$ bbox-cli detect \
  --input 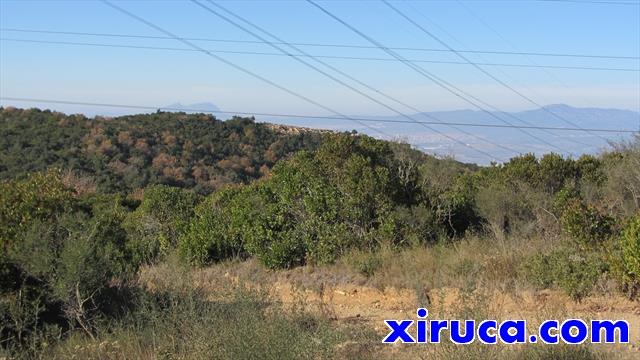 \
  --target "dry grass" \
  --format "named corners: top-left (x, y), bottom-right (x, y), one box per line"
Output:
top-left (333, 233), bottom-right (556, 298)
top-left (47, 259), bottom-right (377, 360)
top-left (111, 234), bottom-right (640, 359)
